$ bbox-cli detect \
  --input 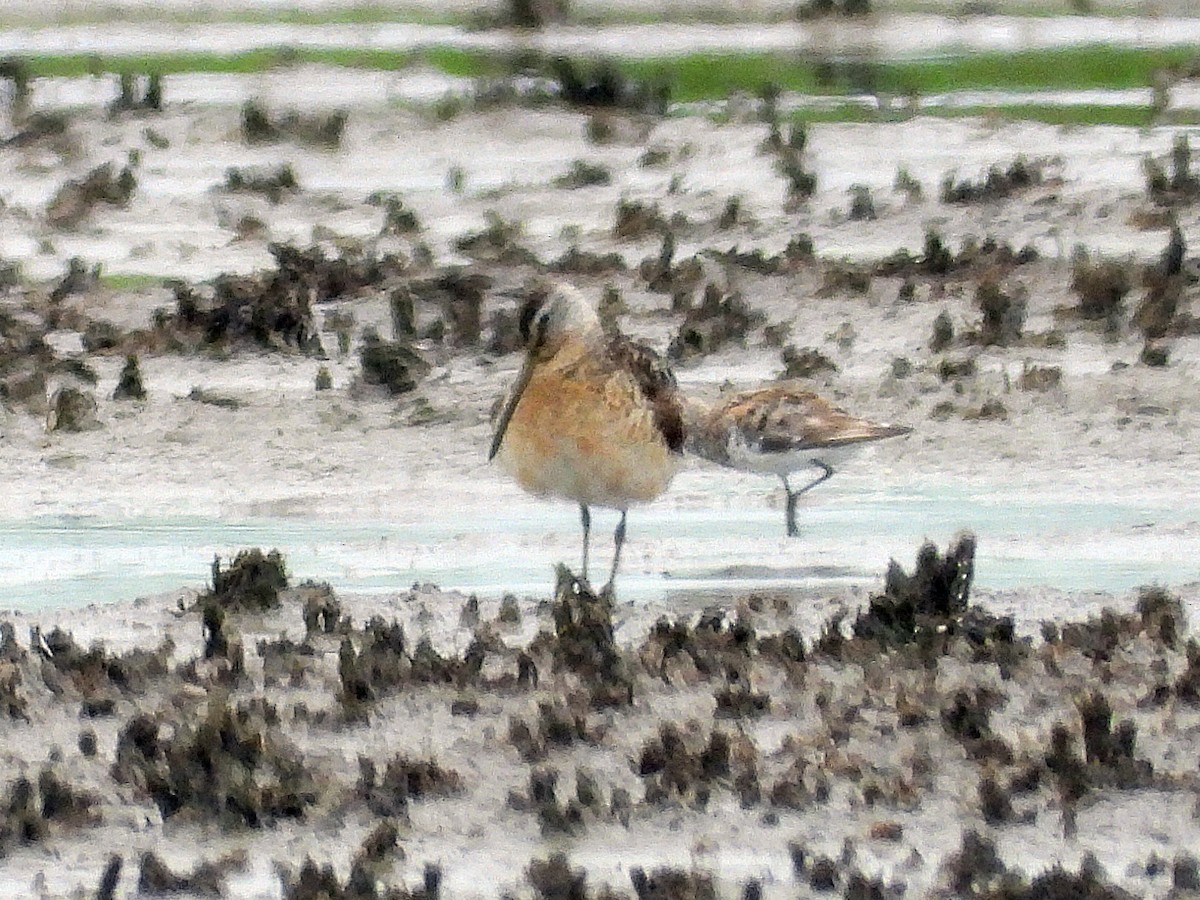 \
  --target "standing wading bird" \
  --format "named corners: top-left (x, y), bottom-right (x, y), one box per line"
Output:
top-left (685, 382), bottom-right (911, 537)
top-left (488, 283), bottom-right (685, 595)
